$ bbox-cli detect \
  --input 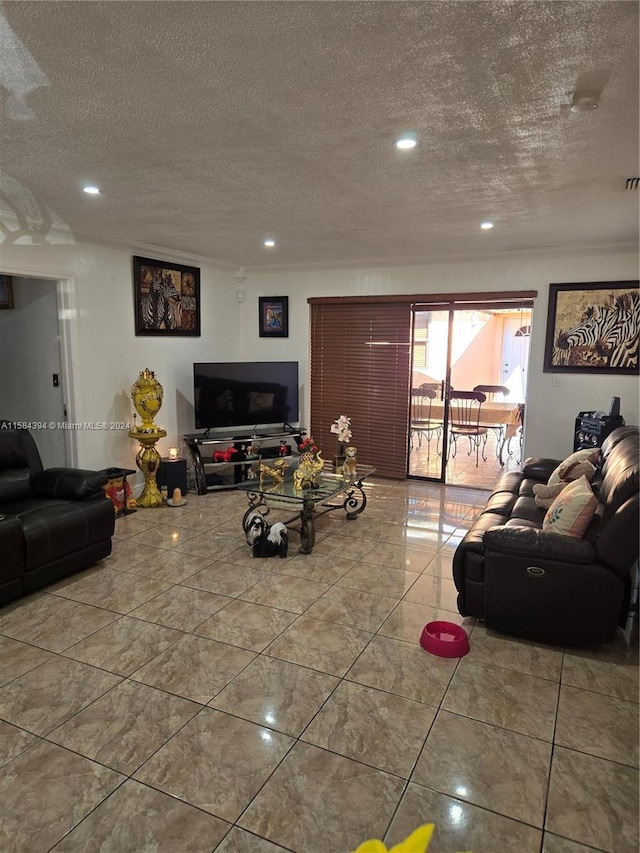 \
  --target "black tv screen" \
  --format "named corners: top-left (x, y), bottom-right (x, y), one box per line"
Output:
top-left (193, 361), bottom-right (299, 432)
